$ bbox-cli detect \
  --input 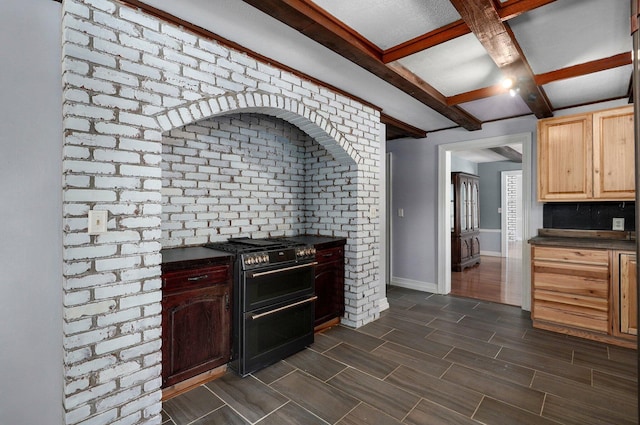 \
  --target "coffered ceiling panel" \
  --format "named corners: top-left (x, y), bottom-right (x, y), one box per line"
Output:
top-left (397, 33), bottom-right (503, 97)
top-left (310, 0), bottom-right (461, 49)
top-left (459, 93), bottom-right (531, 122)
top-left (510, 0), bottom-right (630, 74)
